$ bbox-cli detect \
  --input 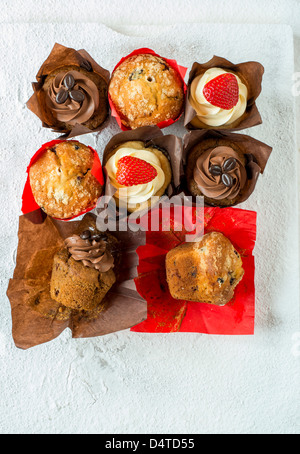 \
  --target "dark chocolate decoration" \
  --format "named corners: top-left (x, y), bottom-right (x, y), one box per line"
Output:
top-left (80, 230), bottom-right (92, 240)
top-left (80, 58), bottom-right (92, 72)
top-left (63, 74), bottom-right (75, 90)
top-left (222, 173), bottom-right (233, 188)
top-left (209, 165), bottom-right (222, 176)
top-left (56, 88), bottom-right (68, 104)
top-left (55, 83), bottom-right (85, 106)
top-left (223, 157), bottom-right (237, 172)
top-left (69, 90), bottom-right (85, 102)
